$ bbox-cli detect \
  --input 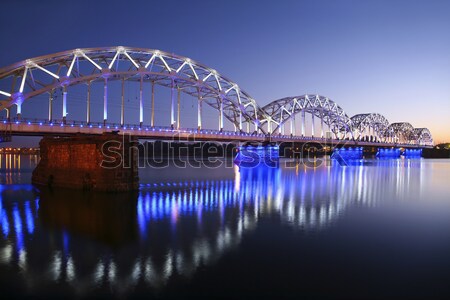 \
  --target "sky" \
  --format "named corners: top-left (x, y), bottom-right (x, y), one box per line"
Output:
top-left (0, 0), bottom-right (449, 145)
